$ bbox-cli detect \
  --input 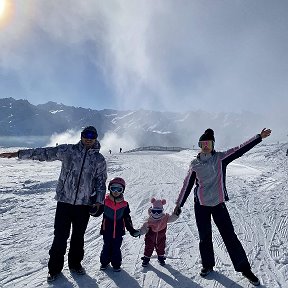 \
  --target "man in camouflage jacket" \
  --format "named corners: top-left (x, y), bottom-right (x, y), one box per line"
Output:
top-left (0, 126), bottom-right (107, 280)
